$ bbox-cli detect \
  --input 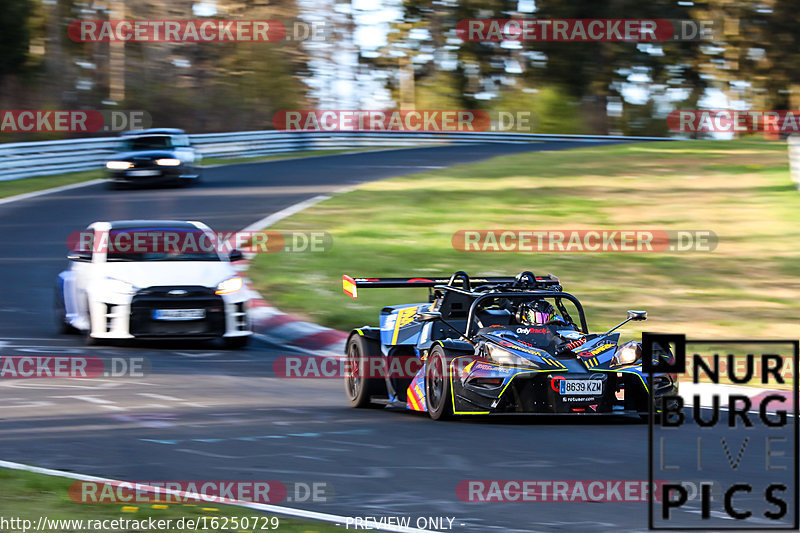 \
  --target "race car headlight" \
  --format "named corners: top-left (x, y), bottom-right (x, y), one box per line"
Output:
top-left (215, 276), bottom-right (243, 295)
top-left (106, 161), bottom-right (132, 170)
top-left (613, 342), bottom-right (642, 366)
top-left (97, 277), bottom-right (137, 297)
top-left (155, 158), bottom-right (182, 166)
top-left (487, 344), bottom-right (537, 368)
